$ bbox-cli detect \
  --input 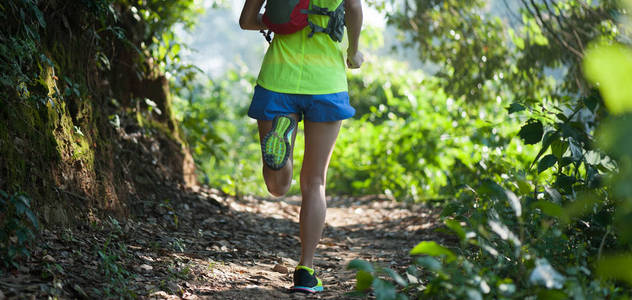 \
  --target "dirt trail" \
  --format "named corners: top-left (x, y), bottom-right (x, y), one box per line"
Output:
top-left (1, 187), bottom-right (441, 299)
